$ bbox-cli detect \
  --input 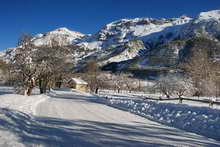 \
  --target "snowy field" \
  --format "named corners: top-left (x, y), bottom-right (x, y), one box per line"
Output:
top-left (0, 87), bottom-right (49, 146)
top-left (96, 90), bottom-right (220, 141)
top-left (0, 87), bottom-right (49, 115)
top-left (0, 87), bottom-right (219, 146)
